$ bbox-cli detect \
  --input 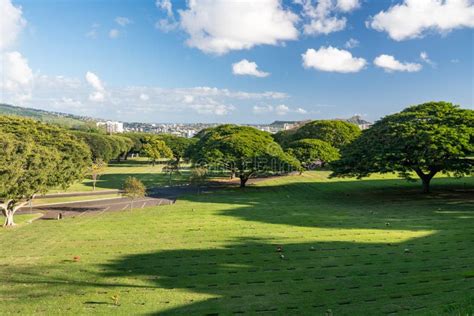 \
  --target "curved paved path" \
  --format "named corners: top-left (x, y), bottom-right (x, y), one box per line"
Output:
top-left (18, 174), bottom-right (295, 220)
